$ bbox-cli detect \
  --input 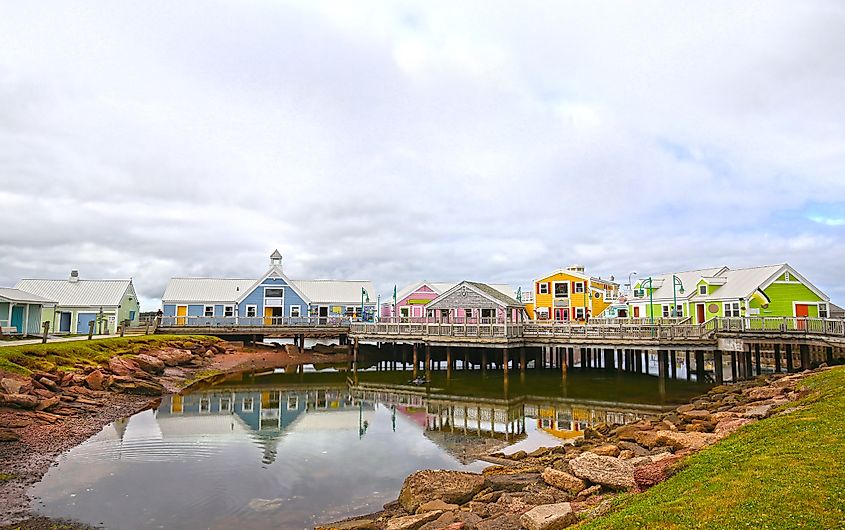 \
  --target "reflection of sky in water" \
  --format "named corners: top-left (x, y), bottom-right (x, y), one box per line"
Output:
top-left (30, 368), bottom-right (710, 530)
